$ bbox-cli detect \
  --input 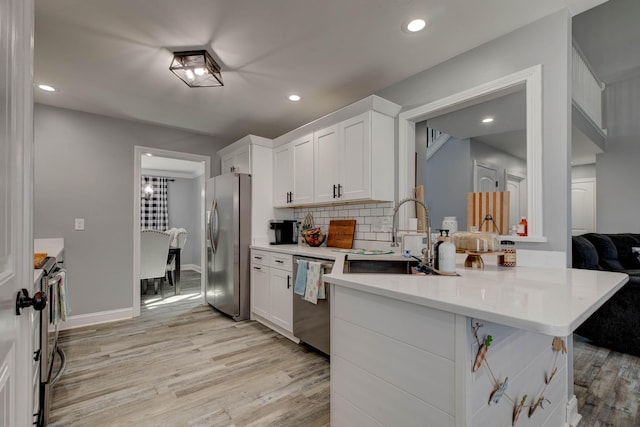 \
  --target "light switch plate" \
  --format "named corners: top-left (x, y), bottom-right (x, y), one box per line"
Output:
top-left (74, 218), bottom-right (85, 230)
